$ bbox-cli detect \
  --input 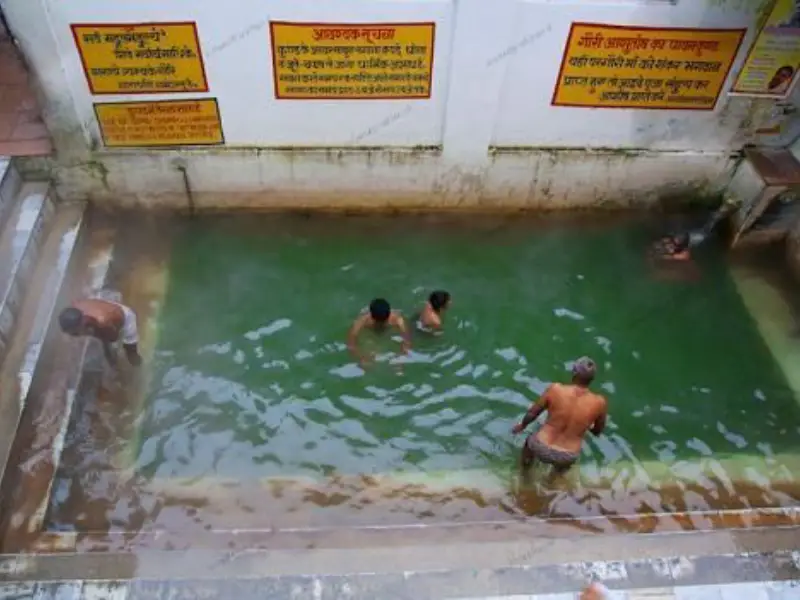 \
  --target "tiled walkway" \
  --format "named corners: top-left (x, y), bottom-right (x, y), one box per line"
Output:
top-left (0, 24), bottom-right (51, 156)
